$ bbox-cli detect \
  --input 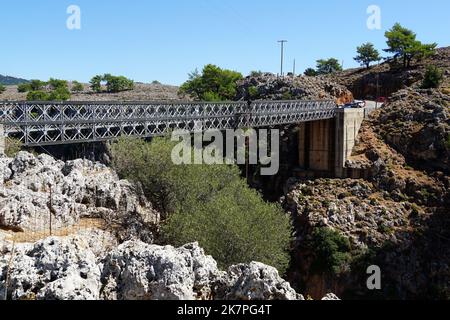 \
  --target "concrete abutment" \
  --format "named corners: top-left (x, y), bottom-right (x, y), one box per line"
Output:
top-left (298, 108), bottom-right (365, 178)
